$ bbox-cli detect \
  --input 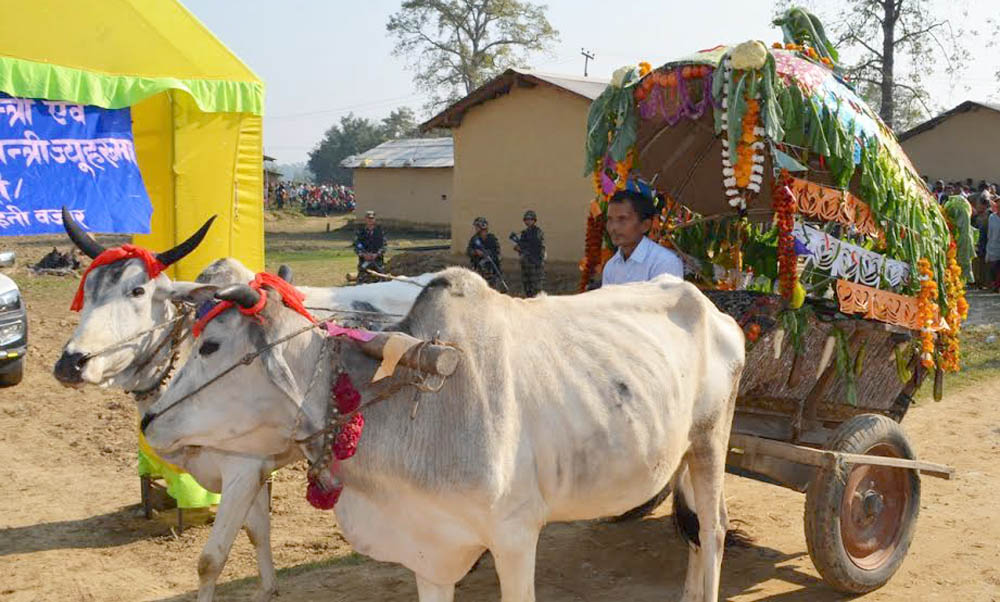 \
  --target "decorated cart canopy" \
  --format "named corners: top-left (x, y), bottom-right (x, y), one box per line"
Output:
top-left (581, 8), bottom-right (970, 386)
